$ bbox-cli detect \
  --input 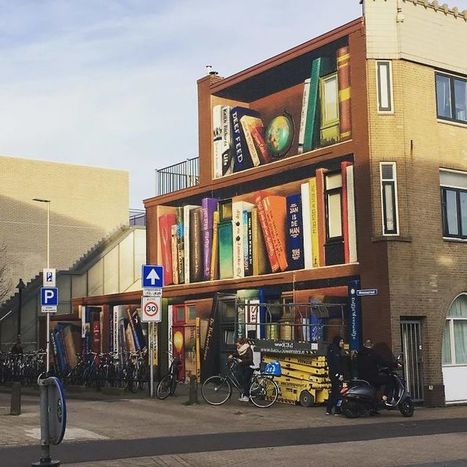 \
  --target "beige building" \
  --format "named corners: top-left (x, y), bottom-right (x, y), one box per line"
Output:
top-left (362, 0), bottom-right (467, 404)
top-left (0, 155), bottom-right (129, 302)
